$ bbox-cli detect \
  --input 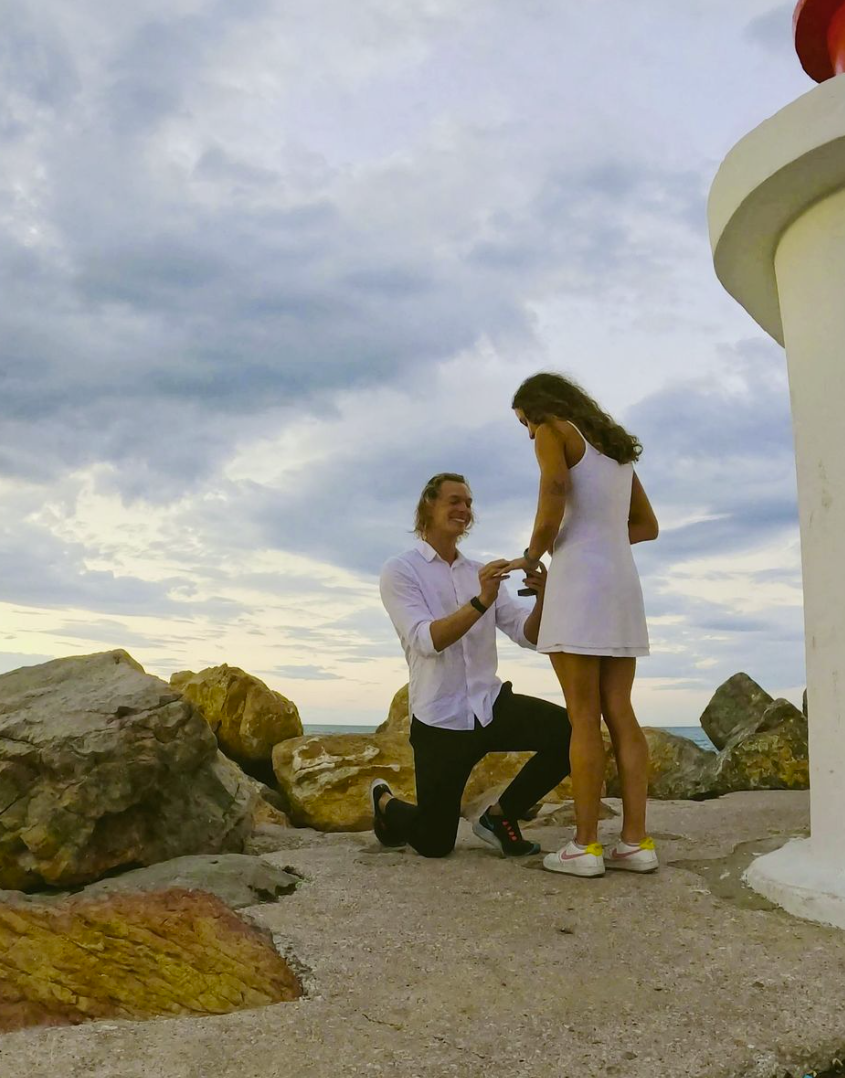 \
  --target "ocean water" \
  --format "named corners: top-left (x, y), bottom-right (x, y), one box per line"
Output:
top-left (661, 726), bottom-right (716, 752)
top-left (303, 723), bottom-right (717, 752)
